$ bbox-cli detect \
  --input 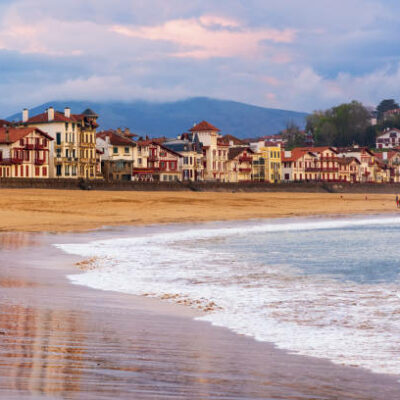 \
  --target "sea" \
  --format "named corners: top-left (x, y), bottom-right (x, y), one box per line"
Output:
top-left (56, 215), bottom-right (400, 377)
